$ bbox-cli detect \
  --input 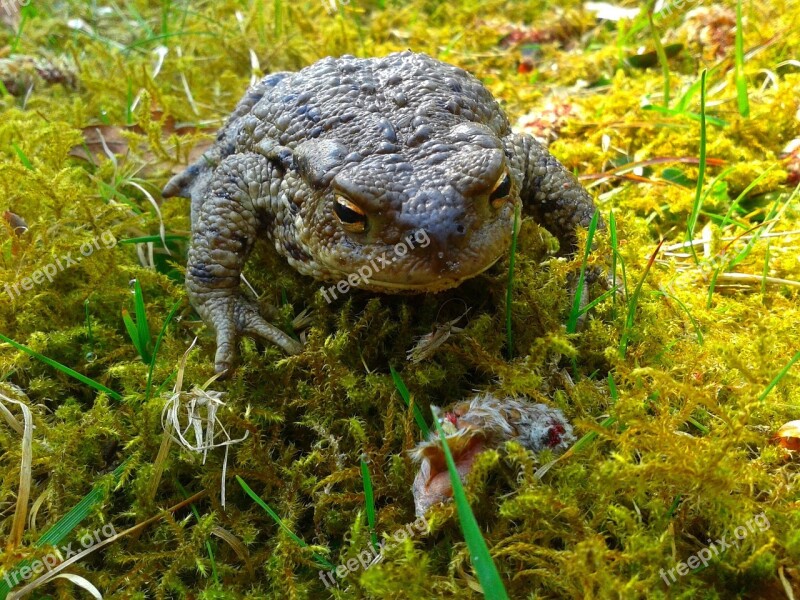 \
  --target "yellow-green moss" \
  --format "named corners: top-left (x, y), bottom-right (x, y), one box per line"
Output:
top-left (1, 1), bottom-right (799, 599)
